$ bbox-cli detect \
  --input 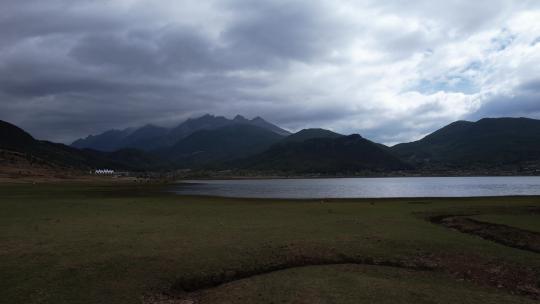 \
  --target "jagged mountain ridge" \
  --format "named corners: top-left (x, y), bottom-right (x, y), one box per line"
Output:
top-left (71, 114), bottom-right (290, 152)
